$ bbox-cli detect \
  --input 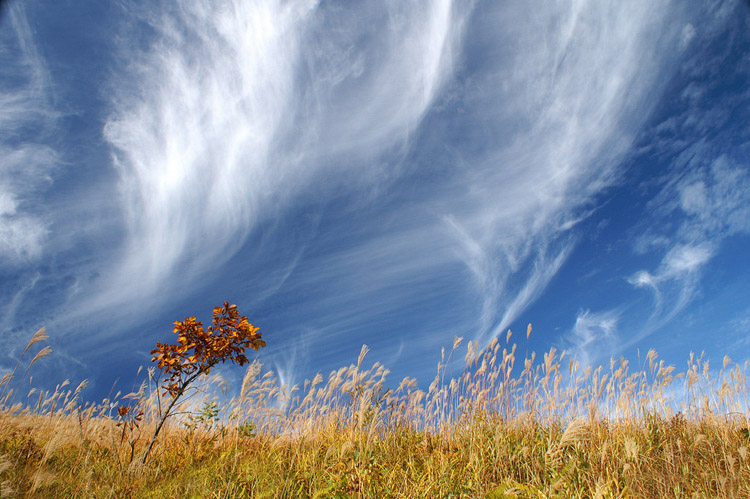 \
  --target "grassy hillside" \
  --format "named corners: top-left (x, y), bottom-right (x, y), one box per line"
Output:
top-left (1, 329), bottom-right (749, 497)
